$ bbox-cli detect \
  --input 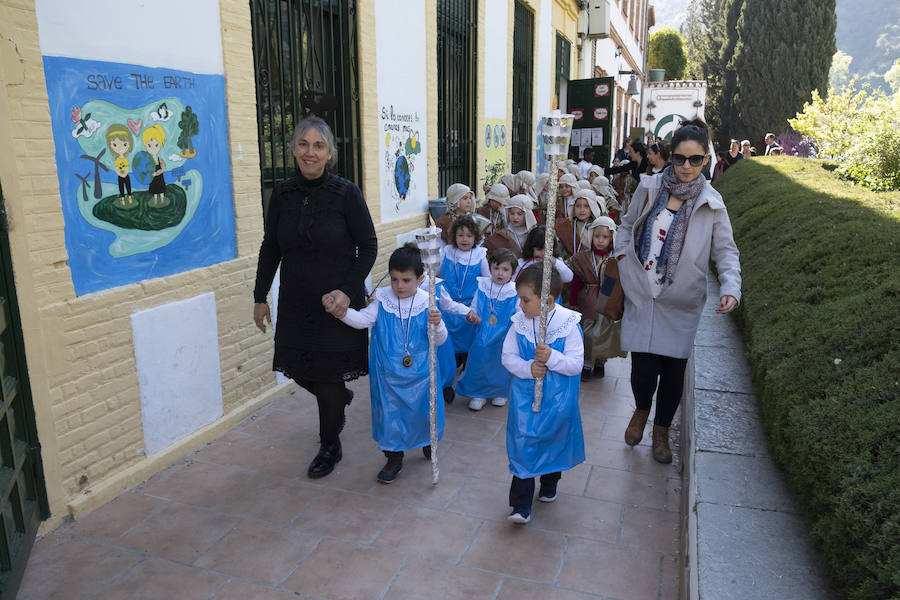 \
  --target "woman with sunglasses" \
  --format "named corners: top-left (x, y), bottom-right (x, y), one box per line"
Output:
top-left (614, 119), bottom-right (741, 464)
top-left (646, 141), bottom-right (670, 174)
